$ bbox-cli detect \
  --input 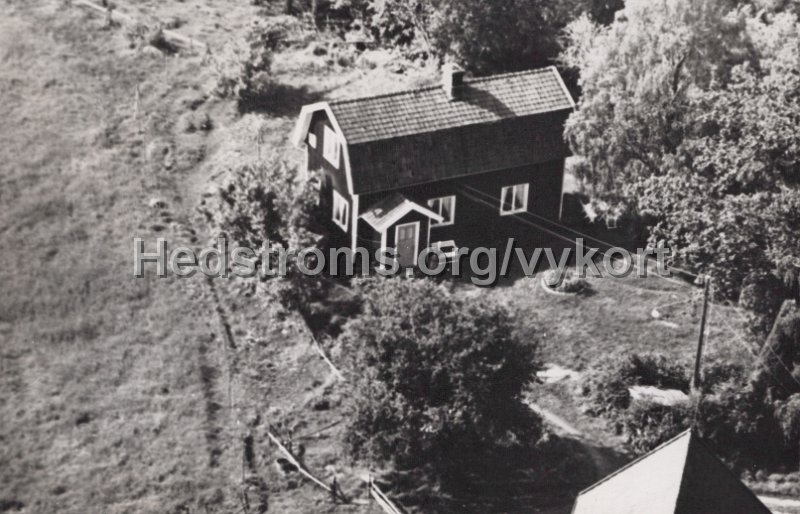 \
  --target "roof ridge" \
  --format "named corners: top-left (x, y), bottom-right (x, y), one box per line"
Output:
top-left (465, 66), bottom-right (555, 84)
top-left (328, 66), bottom-right (557, 106)
top-left (328, 83), bottom-right (442, 106)
top-left (574, 429), bottom-right (693, 499)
